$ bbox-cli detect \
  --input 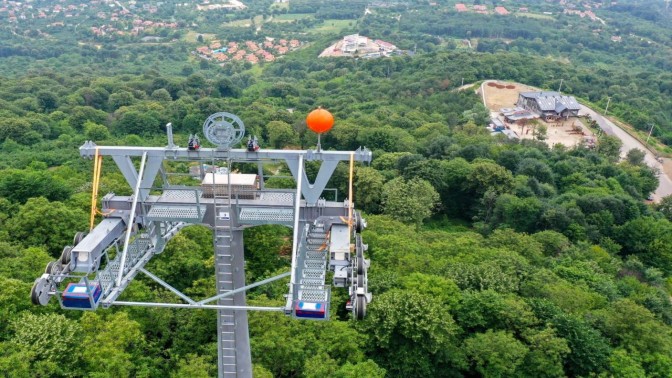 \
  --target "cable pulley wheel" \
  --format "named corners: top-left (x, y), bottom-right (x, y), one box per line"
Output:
top-left (355, 213), bottom-right (365, 233)
top-left (61, 246), bottom-right (72, 265)
top-left (31, 278), bottom-right (50, 306)
top-left (355, 296), bottom-right (366, 320)
top-left (73, 232), bottom-right (86, 245)
top-left (357, 273), bottom-right (364, 288)
top-left (45, 261), bottom-right (56, 274)
top-left (47, 261), bottom-right (62, 275)
top-left (357, 256), bottom-right (364, 275)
